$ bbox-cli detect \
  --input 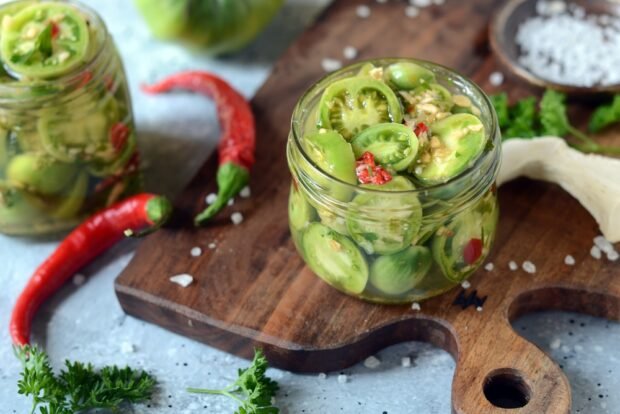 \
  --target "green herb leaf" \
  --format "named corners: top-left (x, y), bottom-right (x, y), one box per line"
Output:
top-left (188, 349), bottom-right (280, 414)
top-left (539, 89), bottom-right (570, 136)
top-left (589, 95), bottom-right (620, 133)
top-left (505, 97), bottom-right (538, 139)
top-left (38, 24), bottom-right (53, 58)
top-left (490, 93), bottom-right (510, 129)
top-left (15, 345), bottom-right (155, 414)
